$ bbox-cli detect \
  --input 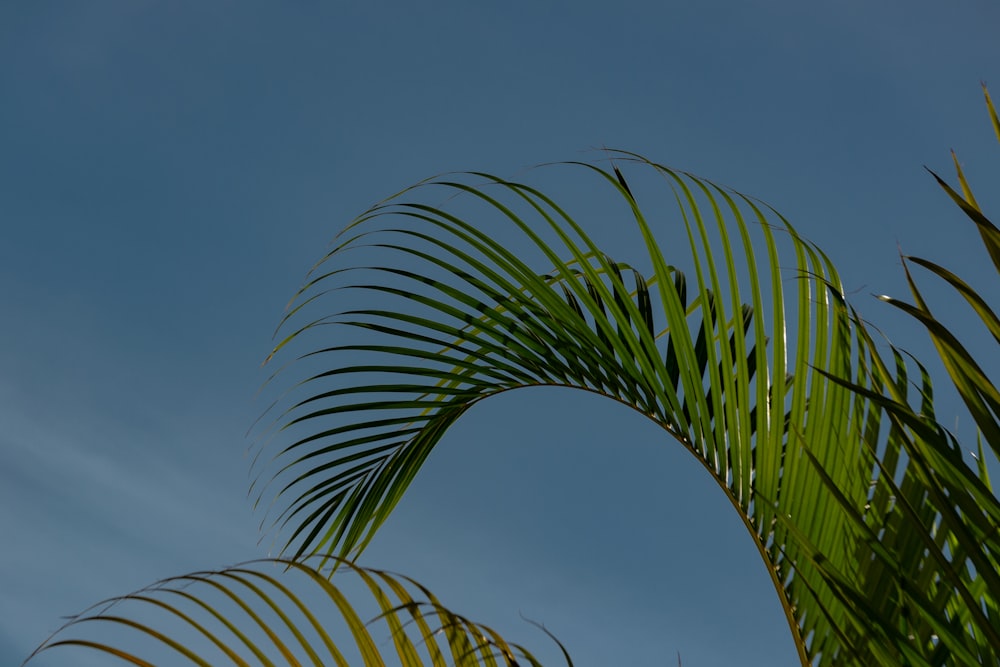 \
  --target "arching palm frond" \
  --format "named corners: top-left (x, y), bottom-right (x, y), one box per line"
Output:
top-left (30, 91), bottom-right (1000, 665)
top-left (250, 152), bottom-right (924, 664)
top-left (26, 558), bottom-right (563, 667)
